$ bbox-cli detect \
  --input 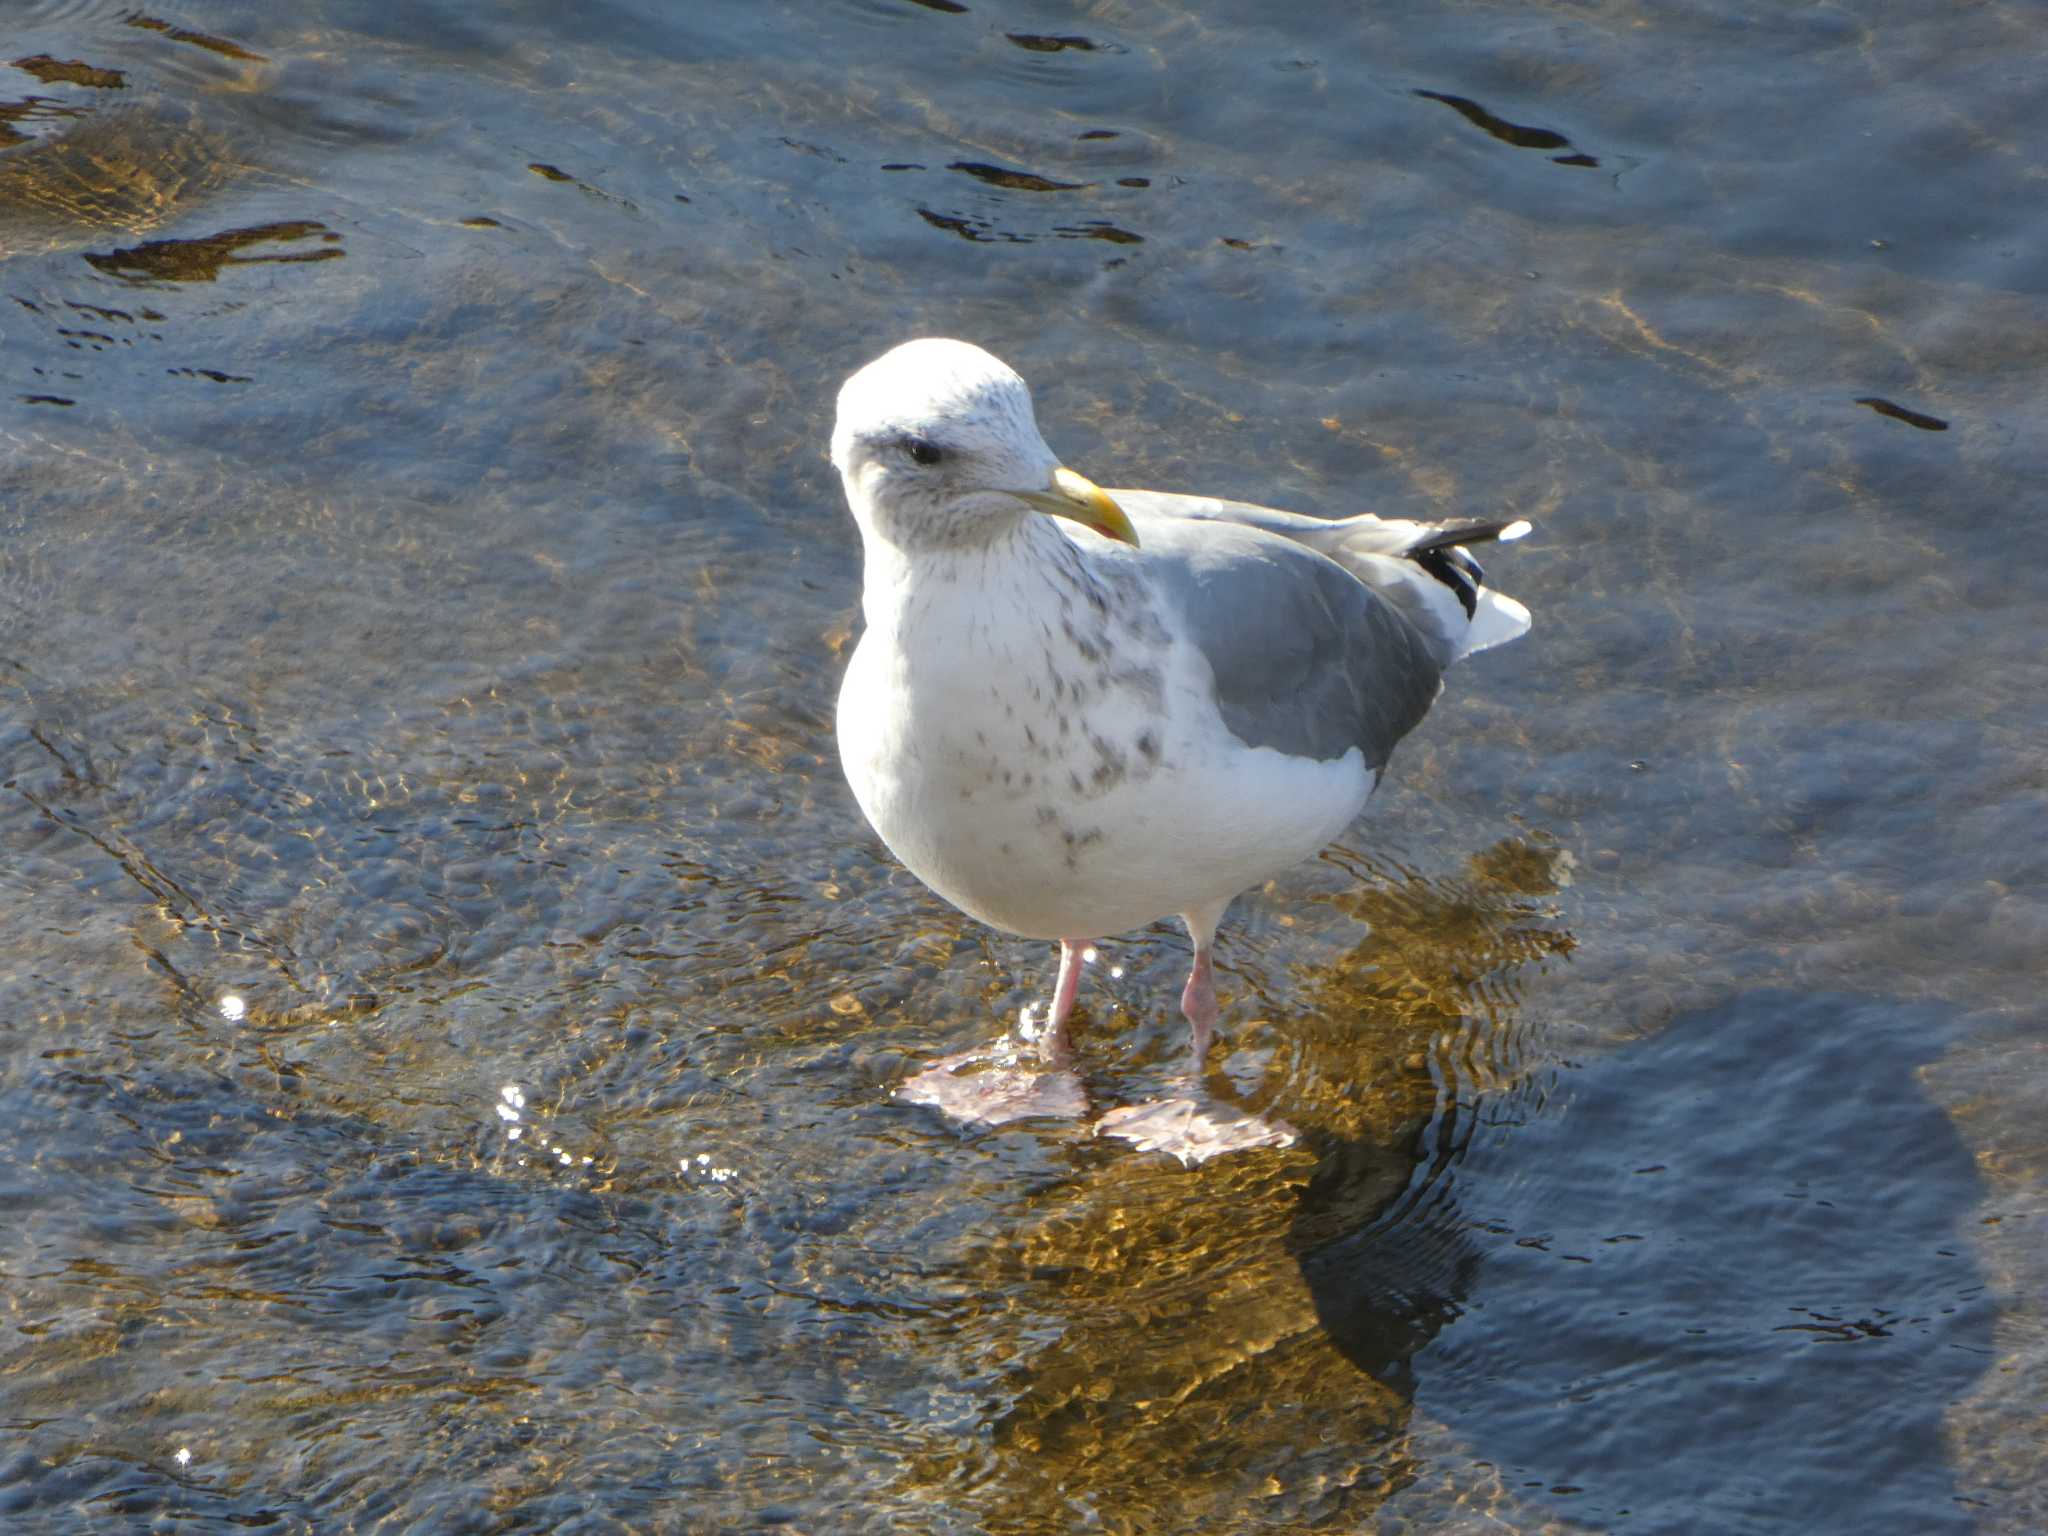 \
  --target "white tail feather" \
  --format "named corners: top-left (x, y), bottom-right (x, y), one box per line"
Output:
top-left (1459, 590), bottom-right (1531, 660)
